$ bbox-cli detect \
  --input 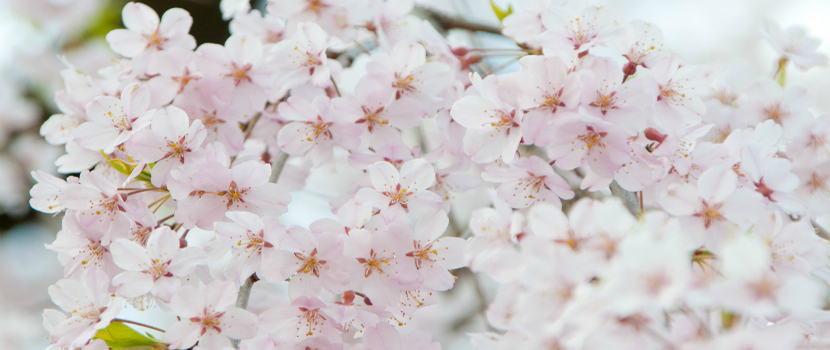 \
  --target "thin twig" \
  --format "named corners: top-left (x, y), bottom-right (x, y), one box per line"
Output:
top-left (112, 318), bottom-right (166, 333)
top-left (485, 56), bottom-right (522, 76)
top-left (330, 76), bottom-right (342, 97)
top-left (429, 11), bottom-right (502, 35)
